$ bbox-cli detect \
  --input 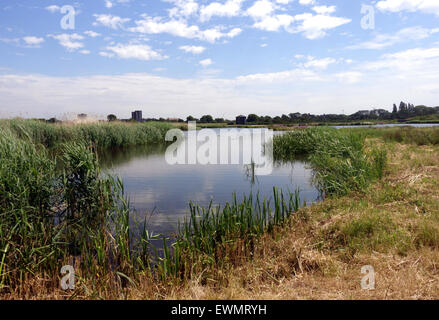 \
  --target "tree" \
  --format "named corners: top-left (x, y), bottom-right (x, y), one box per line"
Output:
top-left (200, 115), bottom-right (214, 123)
top-left (246, 114), bottom-right (259, 123)
top-left (107, 114), bottom-right (117, 122)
